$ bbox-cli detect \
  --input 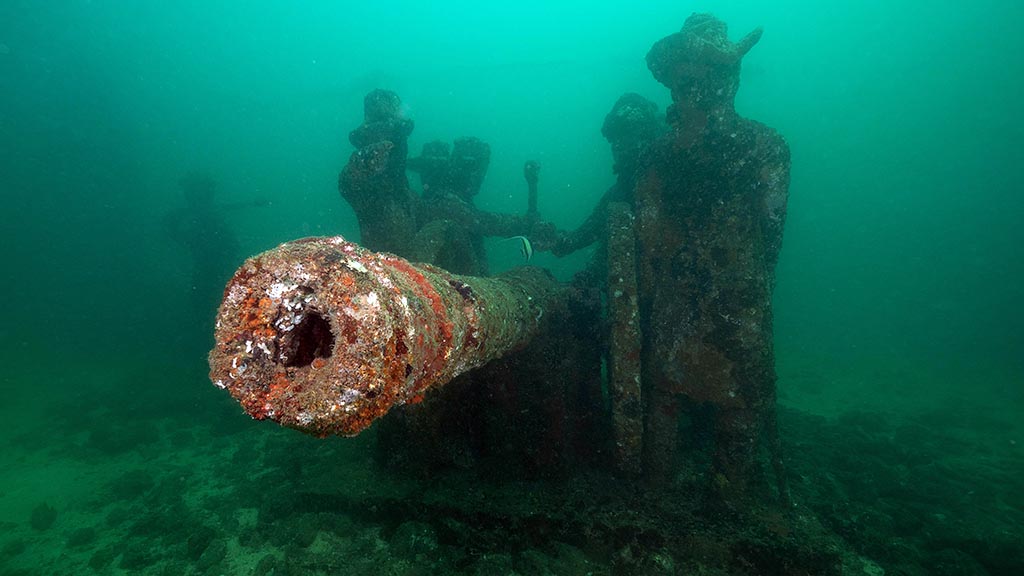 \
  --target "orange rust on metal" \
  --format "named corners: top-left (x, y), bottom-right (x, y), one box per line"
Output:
top-left (209, 236), bottom-right (559, 437)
